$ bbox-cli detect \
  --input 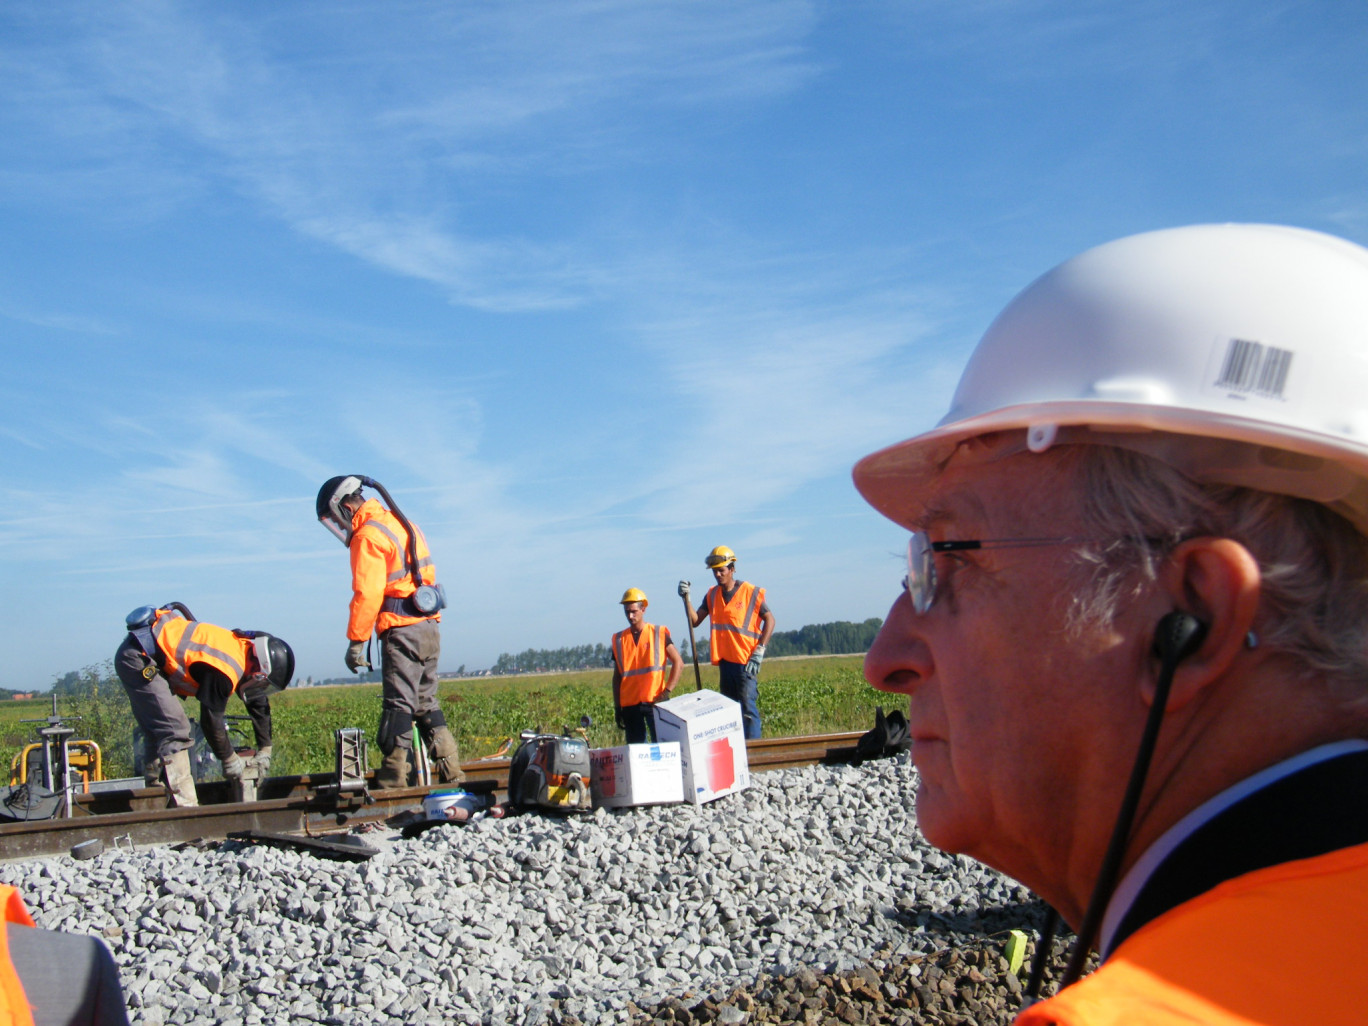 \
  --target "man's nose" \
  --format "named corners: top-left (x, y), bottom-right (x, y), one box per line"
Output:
top-left (864, 590), bottom-right (932, 695)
